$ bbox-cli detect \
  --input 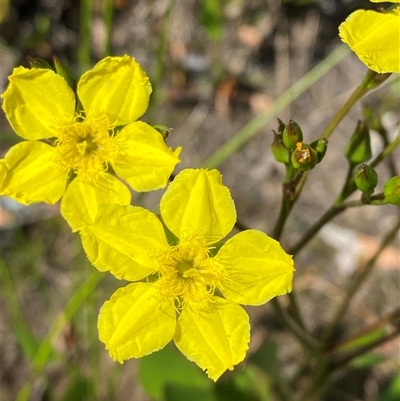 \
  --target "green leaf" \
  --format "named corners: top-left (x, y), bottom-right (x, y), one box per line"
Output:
top-left (379, 373), bottom-right (400, 401)
top-left (351, 352), bottom-right (386, 369)
top-left (339, 328), bottom-right (386, 353)
top-left (249, 341), bottom-right (279, 377)
top-left (200, 0), bottom-right (224, 40)
top-left (138, 344), bottom-right (212, 401)
top-left (166, 384), bottom-right (217, 401)
top-left (60, 377), bottom-right (95, 401)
